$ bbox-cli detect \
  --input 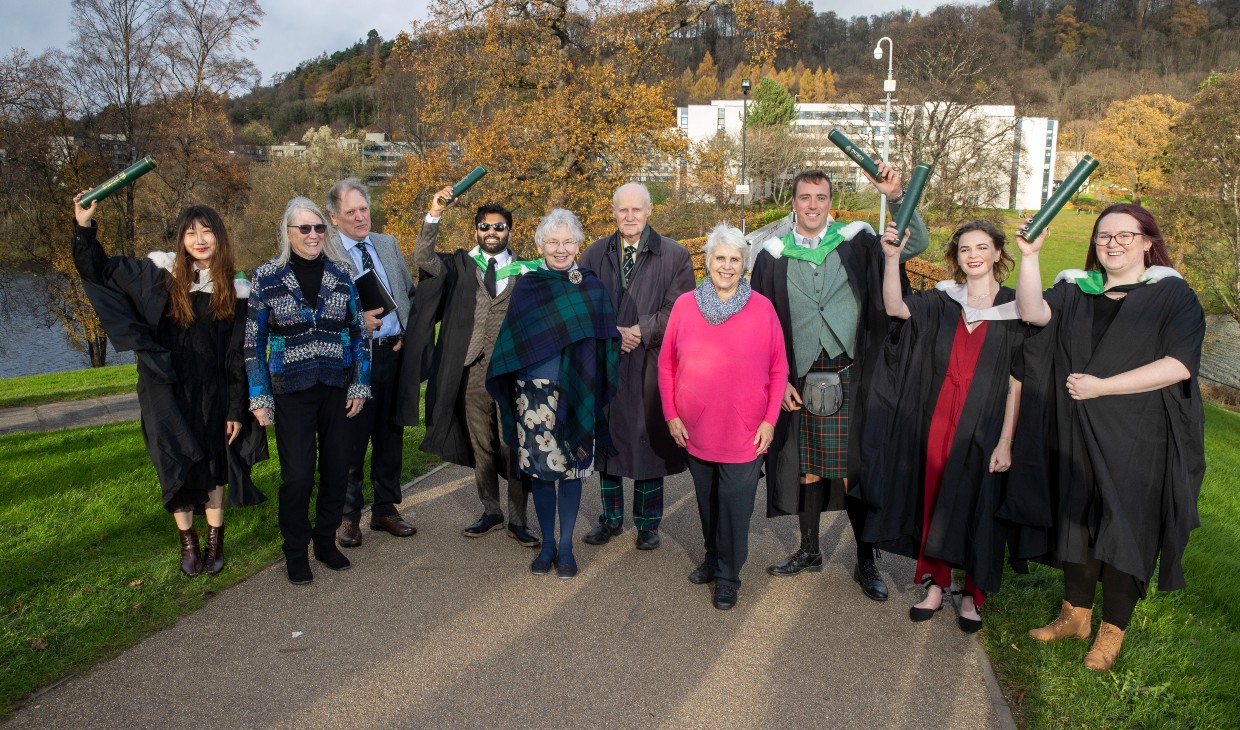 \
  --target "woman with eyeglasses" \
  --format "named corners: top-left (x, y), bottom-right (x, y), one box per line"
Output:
top-left (486, 208), bottom-right (620, 579)
top-left (71, 194), bottom-right (268, 578)
top-left (245, 196), bottom-right (371, 585)
top-left (1004, 203), bottom-right (1205, 672)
